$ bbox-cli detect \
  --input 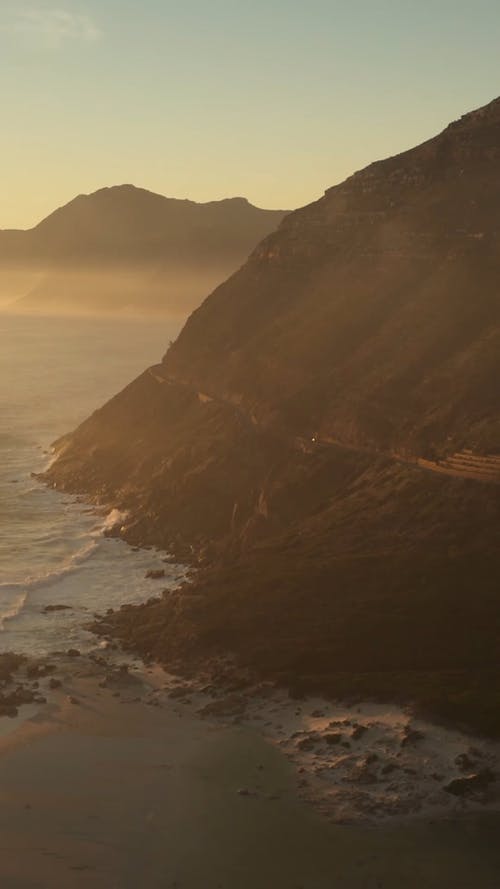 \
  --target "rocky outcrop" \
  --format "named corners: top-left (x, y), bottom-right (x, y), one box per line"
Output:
top-left (444, 770), bottom-right (496, 797)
